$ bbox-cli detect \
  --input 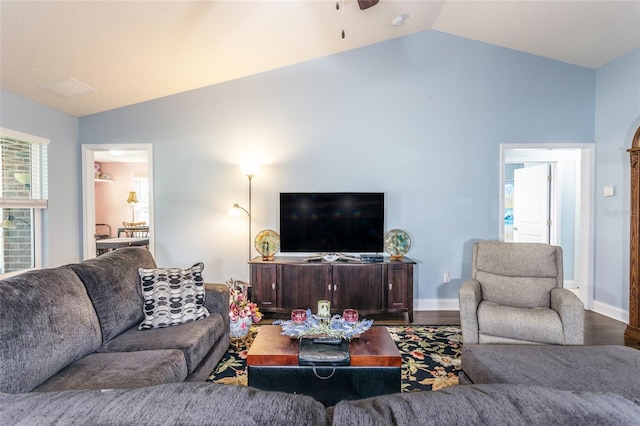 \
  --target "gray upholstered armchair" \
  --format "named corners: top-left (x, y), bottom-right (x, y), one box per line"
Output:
top-left (459, 240), bottom-right (584, 345)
